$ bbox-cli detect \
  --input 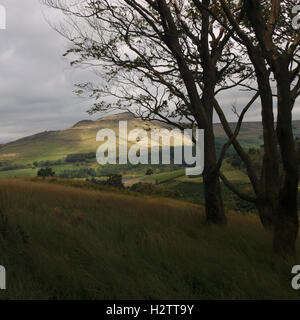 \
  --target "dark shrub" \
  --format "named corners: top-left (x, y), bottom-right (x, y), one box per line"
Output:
top-left (145, 169), bottom-right (154, 175)
top-left (106, 174), bottom-right (124, 188)
top-left (37, 167), bottom-right (55, 179)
